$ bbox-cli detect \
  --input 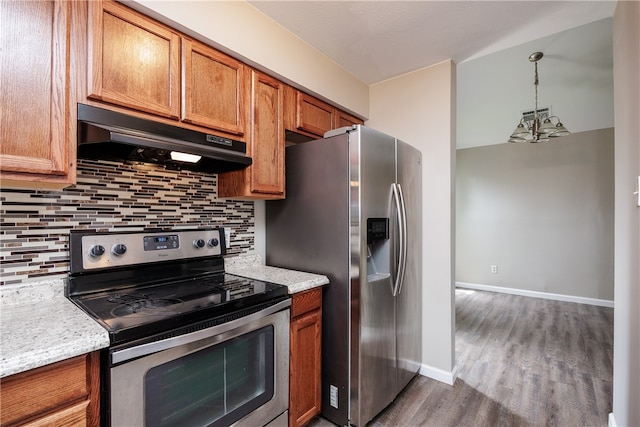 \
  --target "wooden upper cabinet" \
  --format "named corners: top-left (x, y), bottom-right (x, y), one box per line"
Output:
top-left (0, 0), bottom-right (75, 188)
top-left (181, 38), bottom-right (249, 136)
top-left (284, 86), bottom-right (364, 140)
top-left (295, 91), bottom-right (335, 138)
top-left (250, 71), bottom-right (284, 195)
top-left (87, 0), bottom-right (180, 119)
top-left (335, 109), bottom-right (364, 129)
top-left (218, 70), bottom-right (284, 199)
